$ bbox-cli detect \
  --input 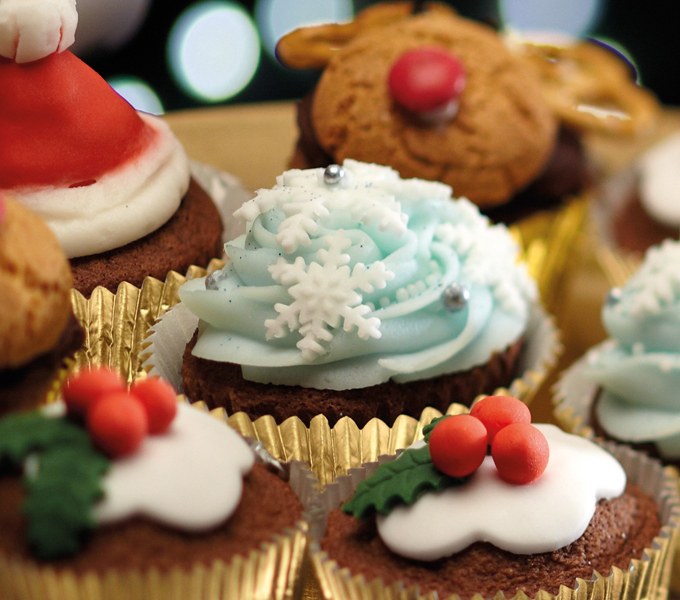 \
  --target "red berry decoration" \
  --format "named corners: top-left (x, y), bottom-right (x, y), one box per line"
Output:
top-left (130, 378), bottom-right (178, 434)
top-left (428, 414), bottom-right (488, 478)
top-left (388, 47), bottom-right (466, 113)
top-left (470, 395), bottom-right (531, 445)
top-left (491, 423), bottom-right (549, 485)
top-left (87, 392), bottom-right (148, 458)
top-left (63, 367), bottom-right (126, 418)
